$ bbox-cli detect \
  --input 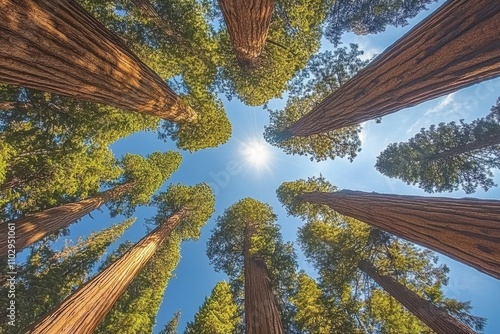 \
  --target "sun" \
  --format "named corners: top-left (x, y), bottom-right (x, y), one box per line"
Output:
top-left (241, 139), bottom-right (270, 167)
